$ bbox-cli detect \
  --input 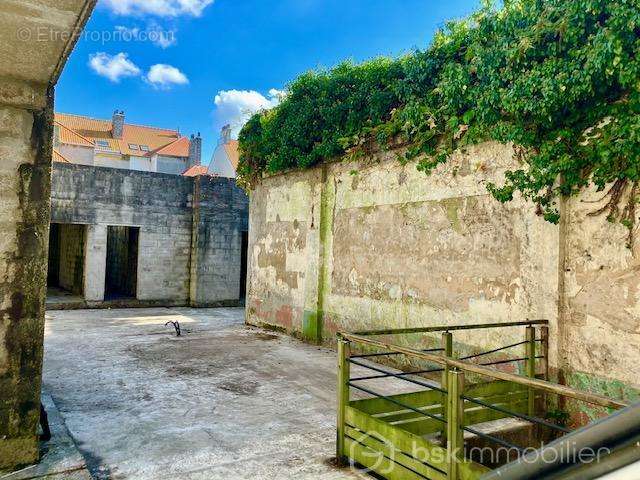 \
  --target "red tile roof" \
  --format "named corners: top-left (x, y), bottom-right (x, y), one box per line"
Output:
top-left (55, 121), bottom-right (95, 147)
top-left (55, 113), bottom-right (190, 158)
top-left (155, 136), bottom-right (191, 157)
top-left (182, 165), bottom-right (211, 177)
top-left (224, 140), bottom-right (240, 170)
